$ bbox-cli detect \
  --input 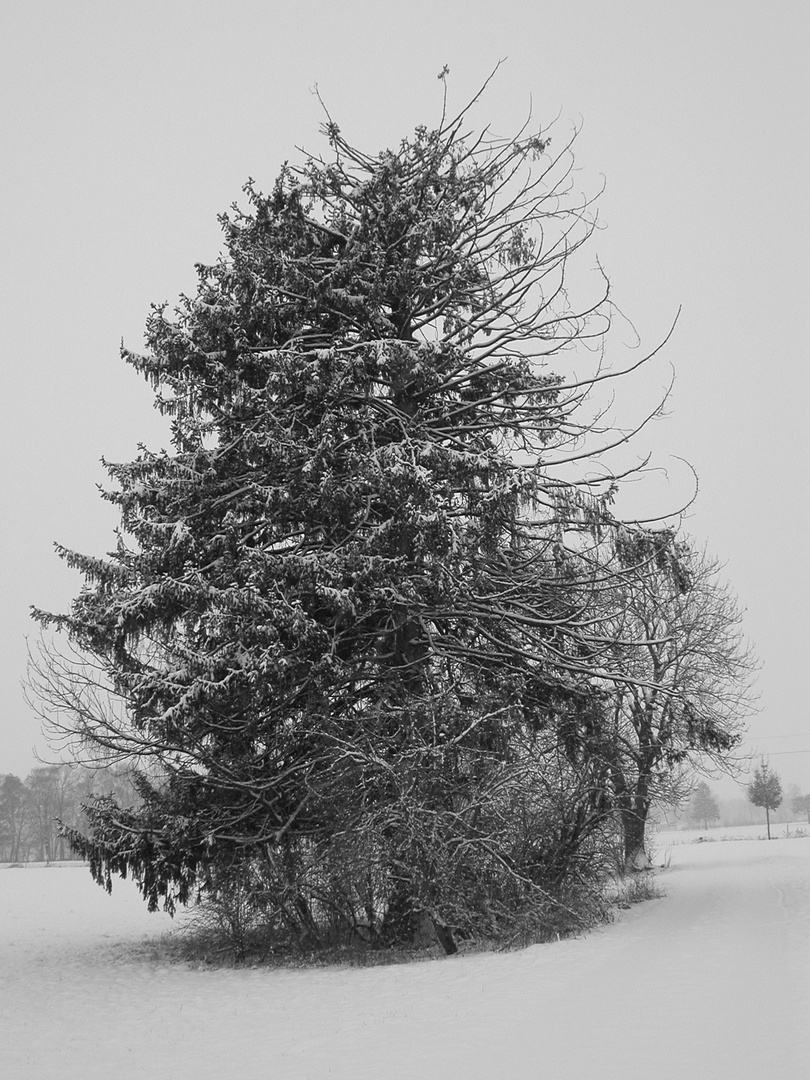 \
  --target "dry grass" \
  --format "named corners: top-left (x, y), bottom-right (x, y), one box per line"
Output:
top-left (611, 870), bottom-right (665, 910)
